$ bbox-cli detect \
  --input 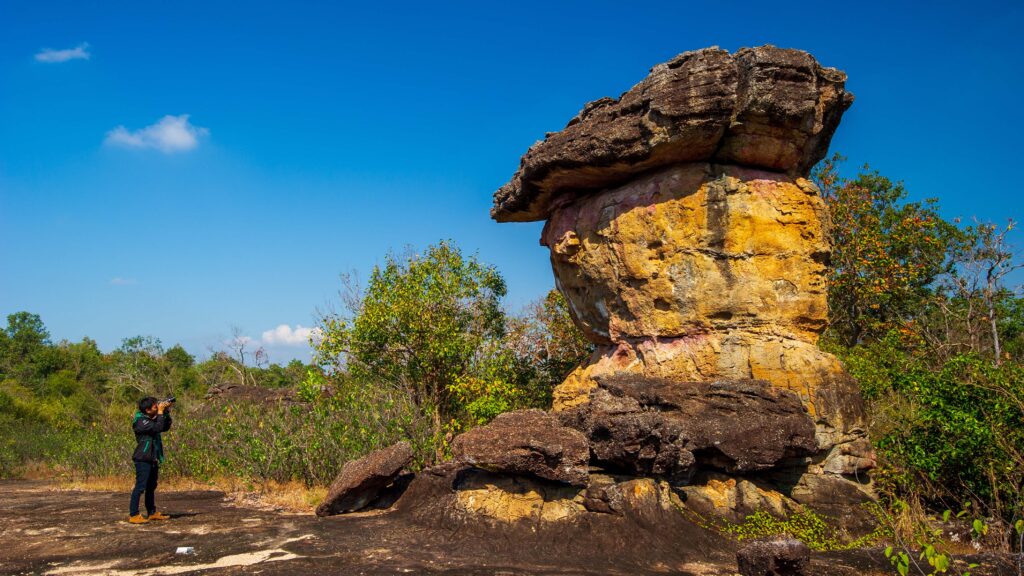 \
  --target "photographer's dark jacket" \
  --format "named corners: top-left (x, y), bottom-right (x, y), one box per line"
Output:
top-left (132, 411), bottom-right (172, 464)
